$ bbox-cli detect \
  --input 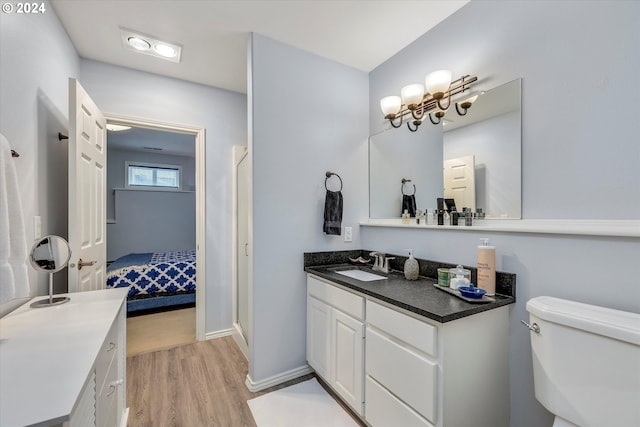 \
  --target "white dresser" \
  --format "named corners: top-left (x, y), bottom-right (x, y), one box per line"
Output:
top-left (0, 288), bottom-right (129, 427)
